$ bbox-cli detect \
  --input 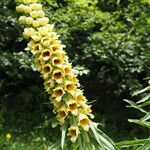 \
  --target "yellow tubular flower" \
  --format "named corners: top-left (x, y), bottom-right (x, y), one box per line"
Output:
top-left (52, 69), bottom-right (64, 83)
top-left (81, 104), bottom-right (95, 119)
top-left (74, 89), bottom-right (86, 105)
top-left (41, 64), bottom-right (52, 79)
top-left (44, 79), bottom-right (55, 94)
top-left (34, 57), bottom-right (45, 71)
top-left (64, 81), bottom-right (76, 93)
top-left (67, 126), bottom-right (79, 143)
top-left (50, 44), bottom-right (62, 52)
top-left (31, 43), bottom-right (43, 54)
top-left (51, 56), bottom-right (63, 68)
top-left (78, 114), bottom-right (90, 131)
top-left (41, 49), bottom-right (51, 61)
top-left (67, 74), bottom-right (79, 85)
top-left (52, 86), bottom-right (65, 101)
top-left (41, 37), bottom-right (51, 48)
top-left (64, 64), bottom-right (72, 75)
top-left (52, 99), bottom-right (61, 109)
top-left (57, 106), bottom-right (68, 123)
top-left (67, 99), bottom-right (79, 116)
